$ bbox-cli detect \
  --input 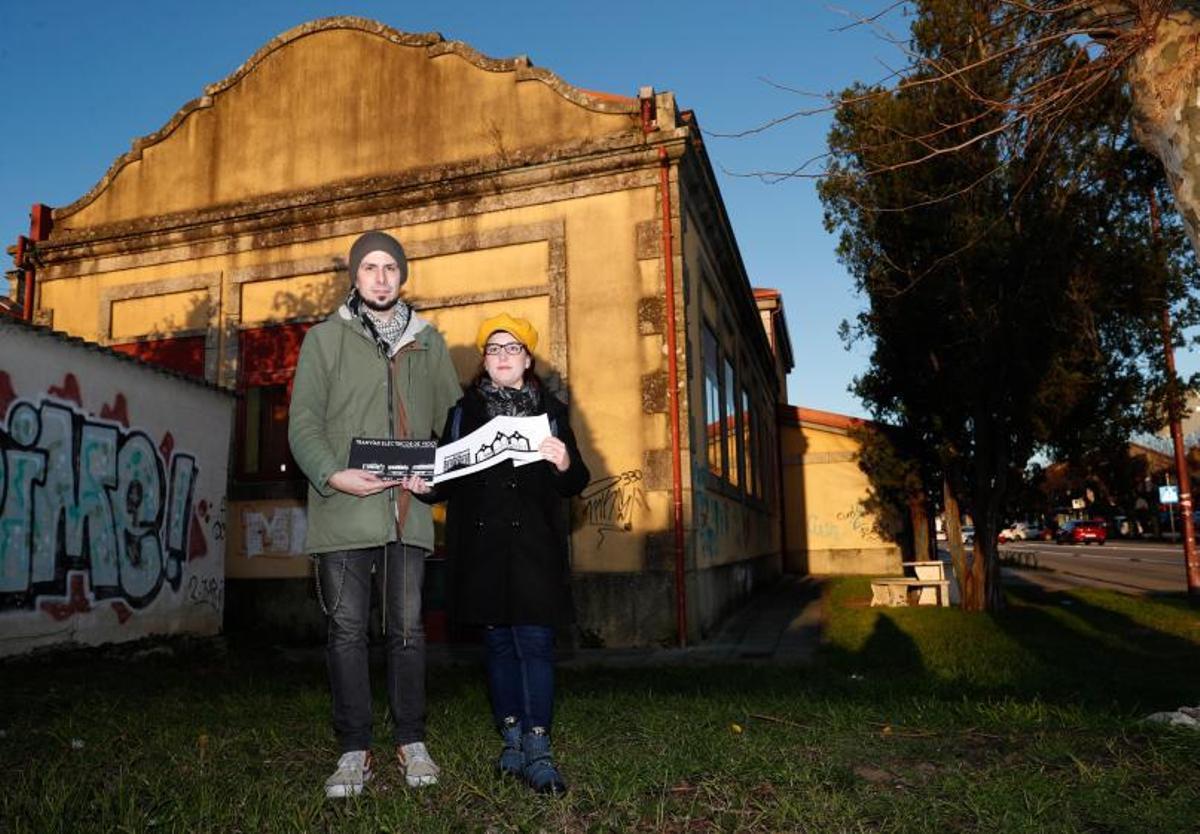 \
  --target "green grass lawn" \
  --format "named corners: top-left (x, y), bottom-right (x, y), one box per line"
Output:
top-left (2, 579), bottom-right (1198, 833)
